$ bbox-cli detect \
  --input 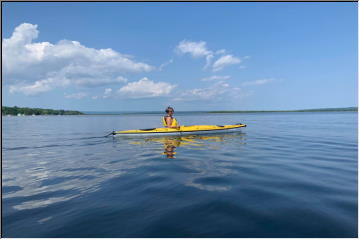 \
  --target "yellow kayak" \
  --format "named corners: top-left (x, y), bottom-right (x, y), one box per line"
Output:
top-left (111, 123), bottom-right (246, 136)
